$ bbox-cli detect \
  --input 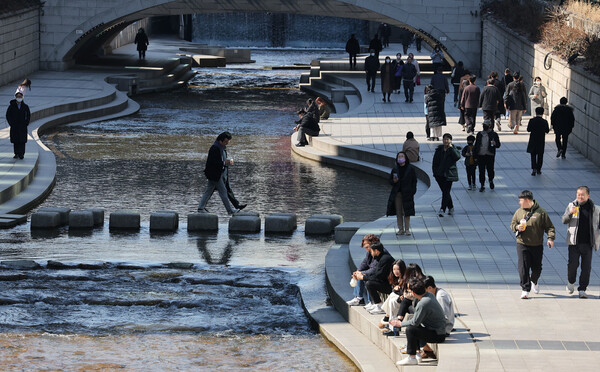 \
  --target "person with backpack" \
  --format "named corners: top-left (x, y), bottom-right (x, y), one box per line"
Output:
top-left (504, 72), bottom-right (528, 134)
